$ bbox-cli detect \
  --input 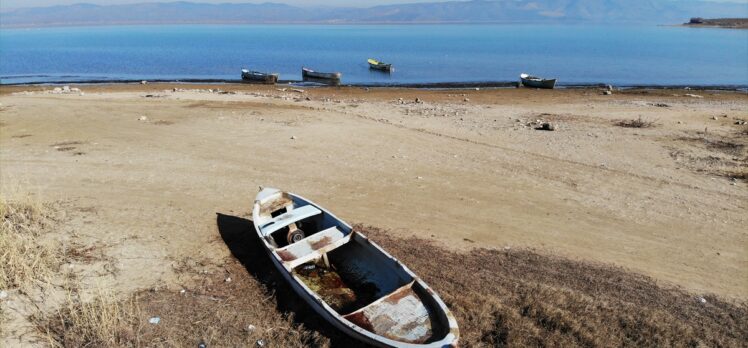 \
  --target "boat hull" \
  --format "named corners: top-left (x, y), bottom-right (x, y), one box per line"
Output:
top-left (302, 68), bottom-right (342, 80)
top-left (520, 76), bottom-right (557, 89)
top-left (252, 188), bottom-right (459, 347)
top-left (369, 63), bottom-right (392, 72)
top-left (241, 70), bottom-right (279, 84)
